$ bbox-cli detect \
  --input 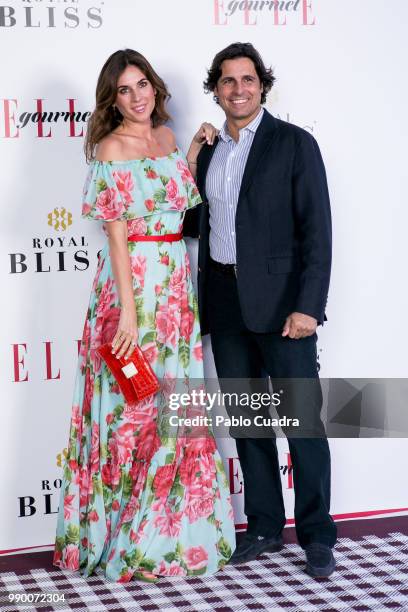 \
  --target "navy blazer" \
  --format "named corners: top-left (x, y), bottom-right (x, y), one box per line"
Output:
top-left (183, 109), bottom-right (332, 335)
